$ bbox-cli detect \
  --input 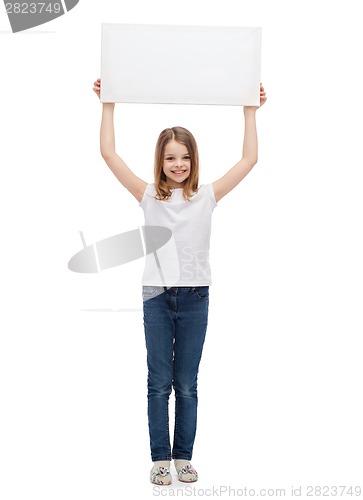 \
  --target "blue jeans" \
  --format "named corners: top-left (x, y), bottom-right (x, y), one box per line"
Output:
top-left (142, 286), bottom-right (209, 462)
